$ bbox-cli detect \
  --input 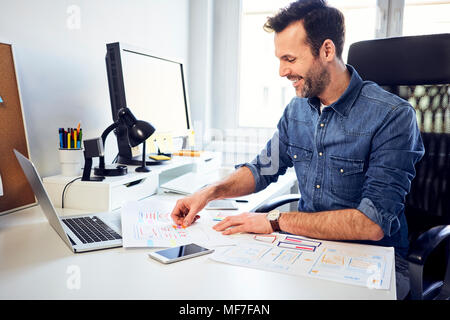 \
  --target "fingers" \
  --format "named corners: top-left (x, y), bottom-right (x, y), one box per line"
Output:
top-left (213, 214), bottom-right (247, 234)
top-left (182, 207), bottom-right (202, 226)
top-left (170, 198), bottom-right (203, 227)
top-left (170, 199), bottom-right (189, 225)
top-left (213, 215), bottom-right (242, 231)
top-left (222, 224), bottom-right (245, 235)
top-left (213, 212), bottom-right (272, 235)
